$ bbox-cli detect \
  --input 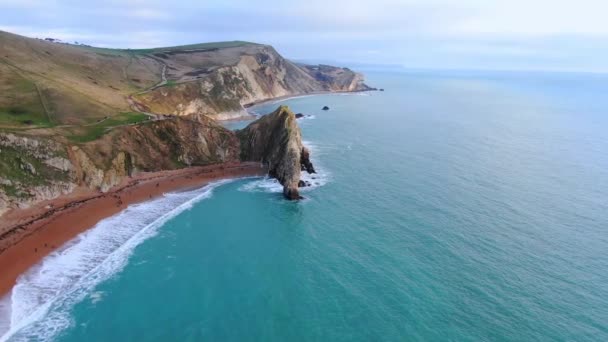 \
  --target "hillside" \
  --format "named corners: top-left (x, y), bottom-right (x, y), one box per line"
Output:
top-left (0, 30), bottom-right (371, 129)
